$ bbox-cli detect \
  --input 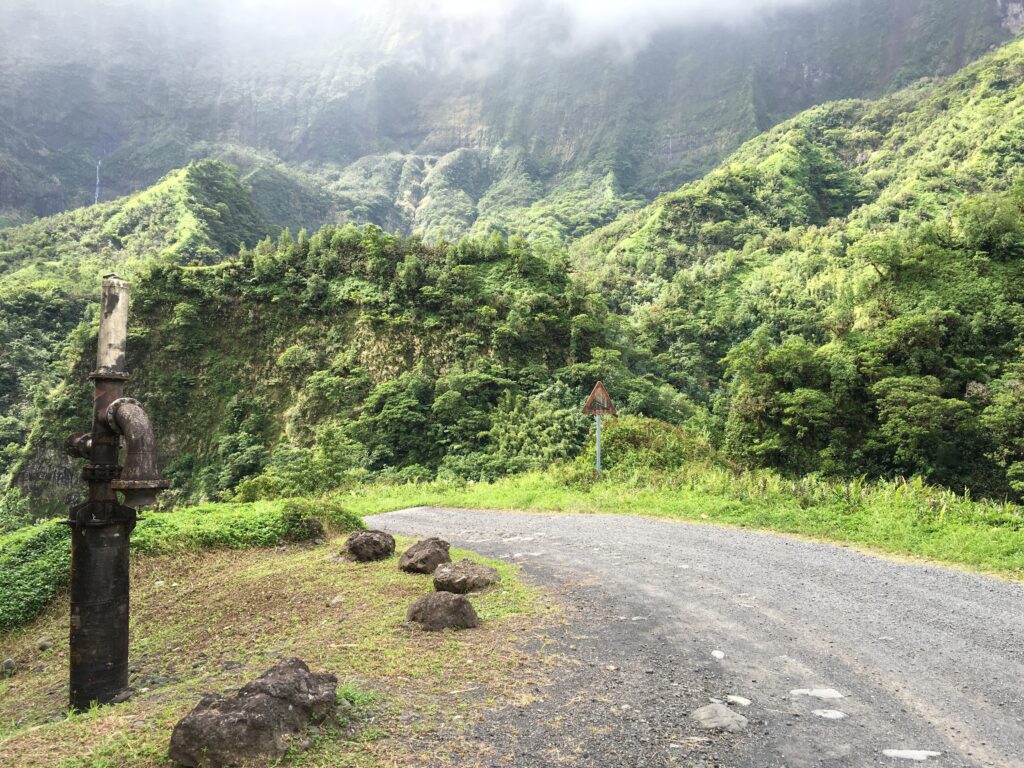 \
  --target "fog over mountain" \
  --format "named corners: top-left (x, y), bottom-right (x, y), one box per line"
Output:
top-left (220, 0), bottom-right (828, 57)
top-left (0, 0), bottom-right (1017, 237)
